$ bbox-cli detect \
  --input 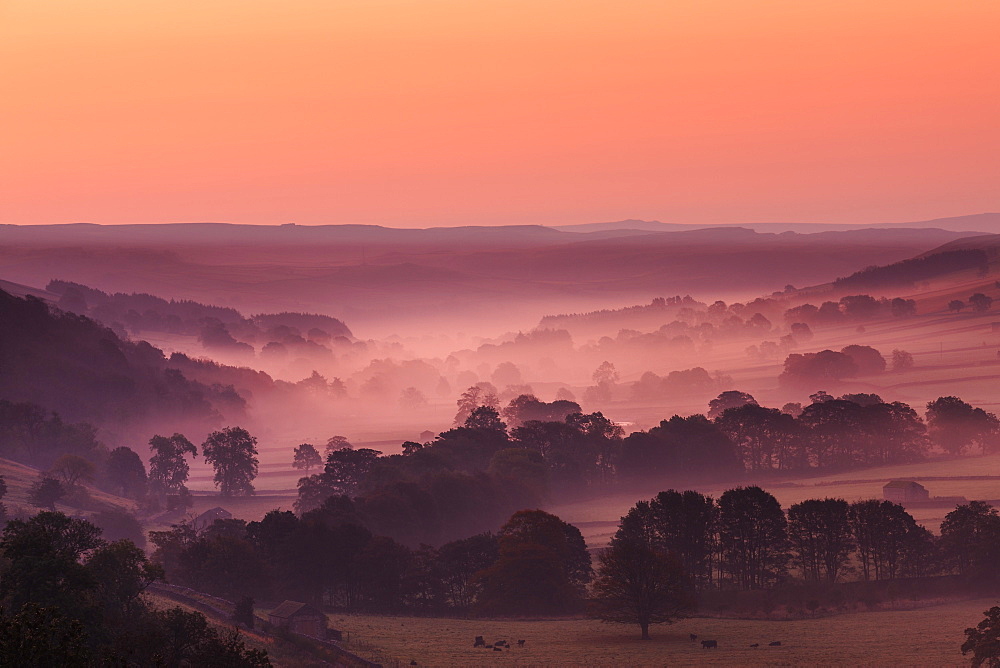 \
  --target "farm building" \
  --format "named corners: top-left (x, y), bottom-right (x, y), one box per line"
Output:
top-left (268, 601), bottom-right (328, 637)
top-left (883, 480), bottom-right (929, 503)
top-left (192, 506), bottom-right (233, 532)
